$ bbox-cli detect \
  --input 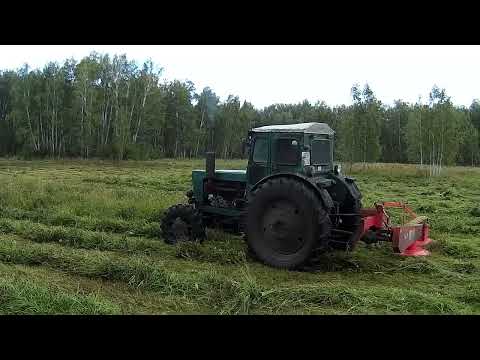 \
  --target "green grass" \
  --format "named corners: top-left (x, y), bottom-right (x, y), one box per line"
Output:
top-left (0, 159), bottom-right (479, 314)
